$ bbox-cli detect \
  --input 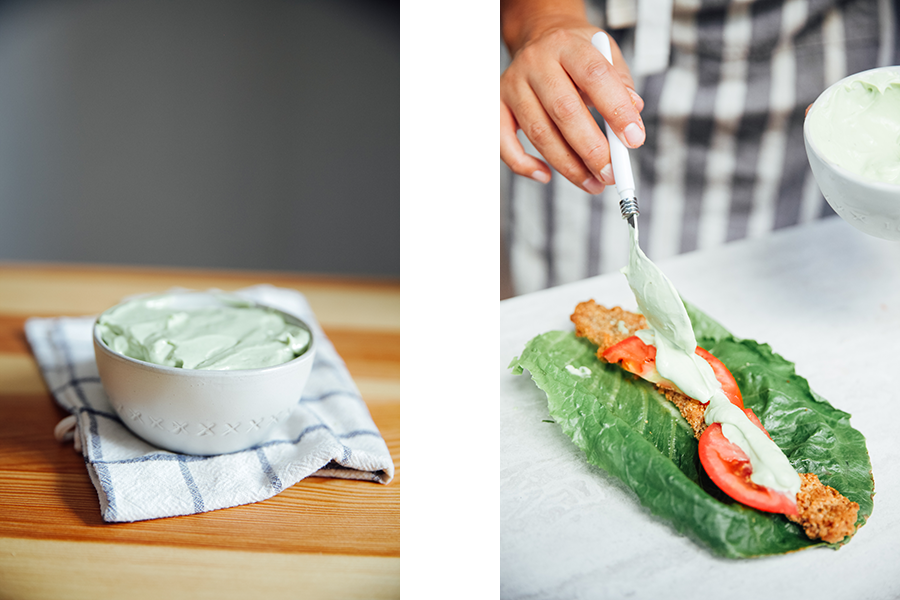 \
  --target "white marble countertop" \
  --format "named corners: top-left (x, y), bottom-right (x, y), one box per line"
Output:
top-left (500, 217), bottom-right (900, 599)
